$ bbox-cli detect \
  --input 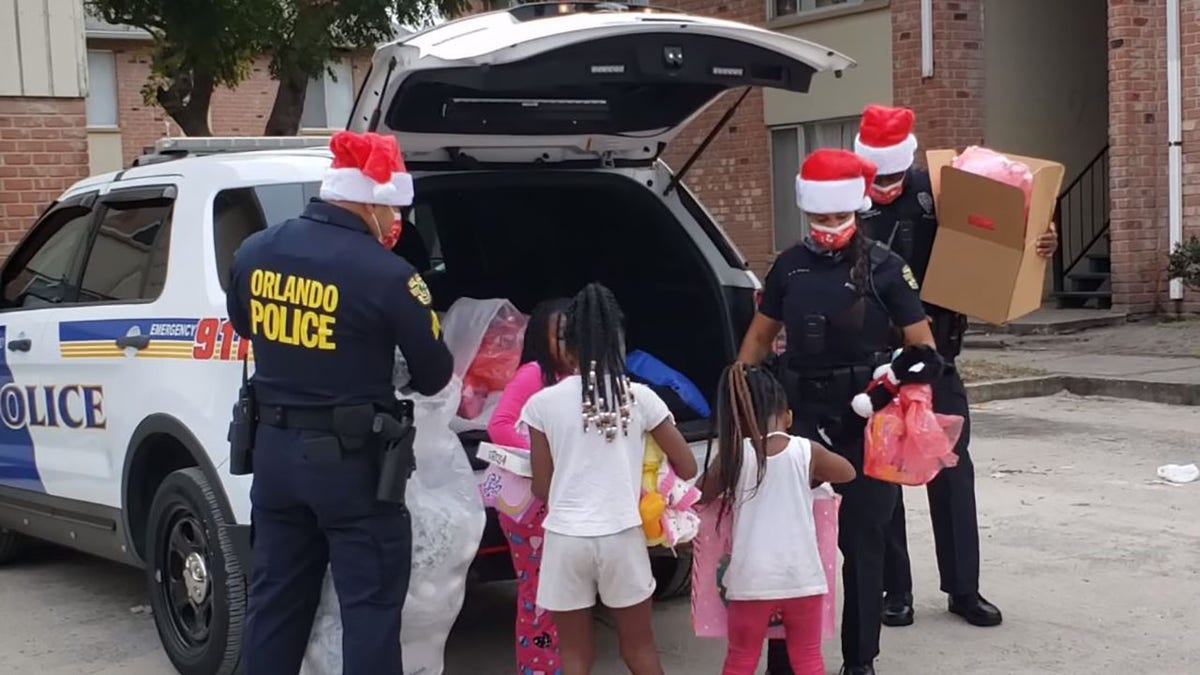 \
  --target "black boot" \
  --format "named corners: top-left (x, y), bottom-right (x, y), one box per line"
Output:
top-left (949, 592), bottom-right (1003, 627)
top-left (839, 664), bottom-right (876, 675)
top-left (881, 591), bottom-right (914, 627)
